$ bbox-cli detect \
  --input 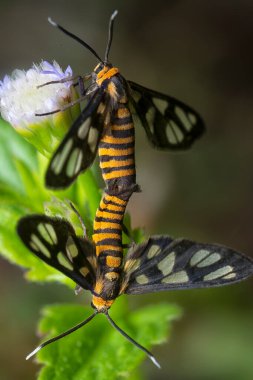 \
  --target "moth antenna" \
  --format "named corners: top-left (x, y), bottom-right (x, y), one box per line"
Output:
top-left (105, 311), bottom-right (161, 369)
top-left (104, 10), bottom-right (118, 63)
top-left (26, 311), bottom-right (97, 360)
top-left (48, 17), bottom-right (103, 62)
